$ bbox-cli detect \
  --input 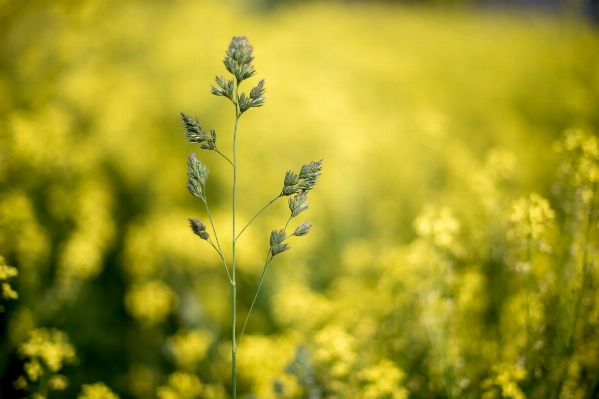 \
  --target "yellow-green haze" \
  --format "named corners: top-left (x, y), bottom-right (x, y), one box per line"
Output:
top-left (1, 1), bottom-right (598, 398)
